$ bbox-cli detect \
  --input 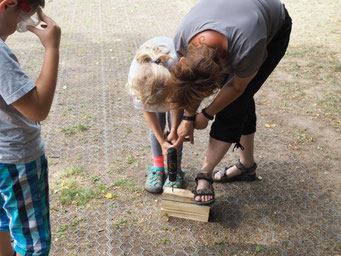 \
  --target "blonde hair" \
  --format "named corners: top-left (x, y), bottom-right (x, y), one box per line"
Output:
top-left (129, 44), bottom-right (174, 107)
